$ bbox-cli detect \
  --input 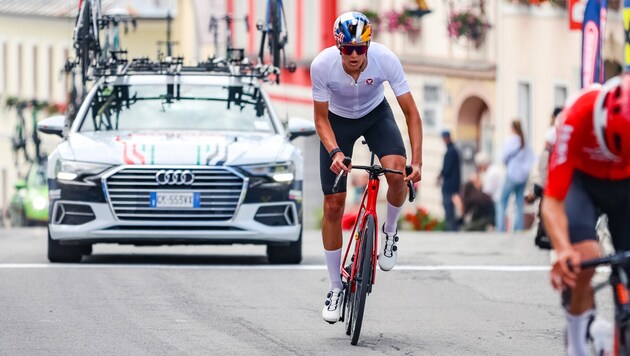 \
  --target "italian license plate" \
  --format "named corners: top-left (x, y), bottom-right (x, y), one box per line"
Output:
top-left (150, 192), bottom-right (200, 208)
